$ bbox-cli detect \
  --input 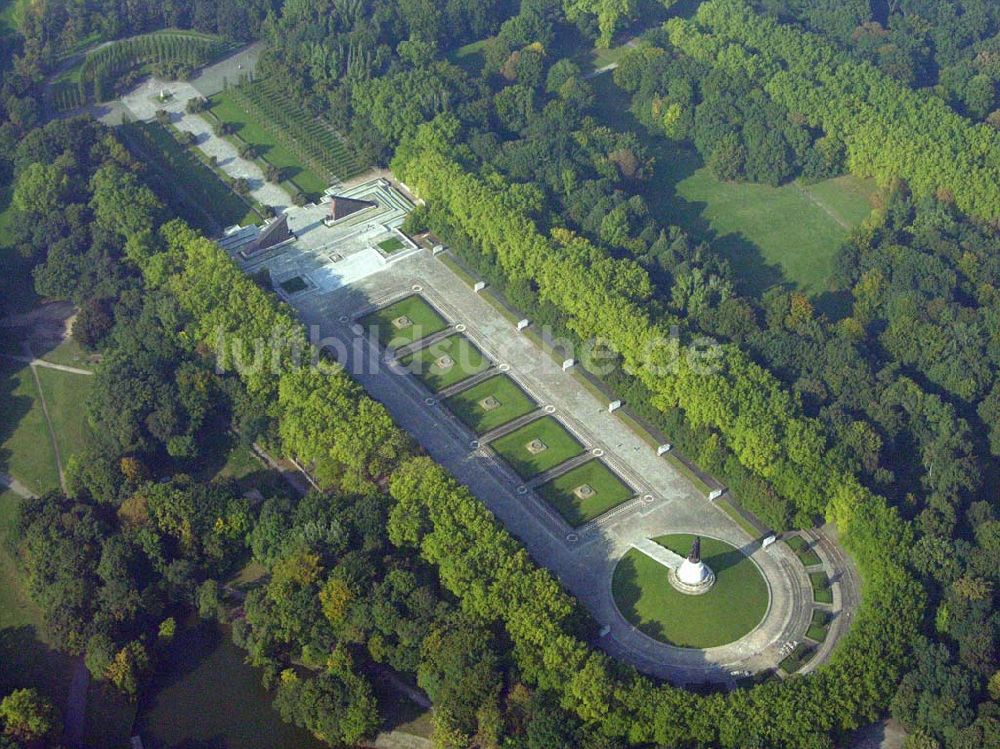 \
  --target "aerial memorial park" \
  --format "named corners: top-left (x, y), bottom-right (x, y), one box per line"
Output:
top-left (0, 1), bottom-right (996, 749)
